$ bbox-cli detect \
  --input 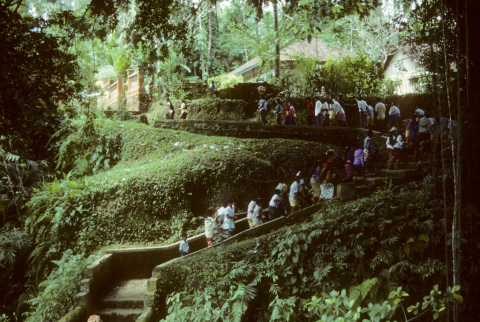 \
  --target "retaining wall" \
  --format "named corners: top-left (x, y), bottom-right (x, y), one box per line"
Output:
top-left (154, 119), bottom-right (387, 151)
